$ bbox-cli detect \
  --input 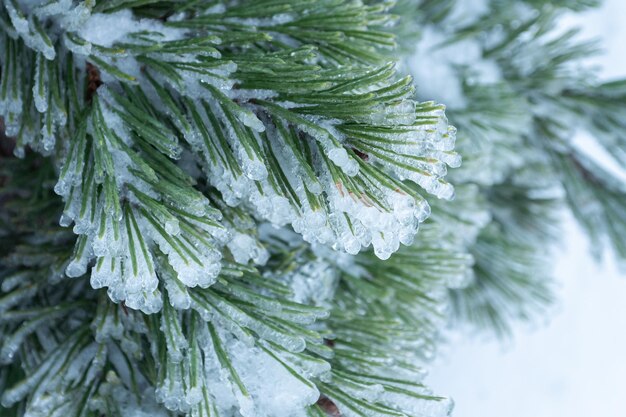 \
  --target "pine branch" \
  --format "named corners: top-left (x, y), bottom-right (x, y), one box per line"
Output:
top-left (2, 0), bottom-right (626, 415)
